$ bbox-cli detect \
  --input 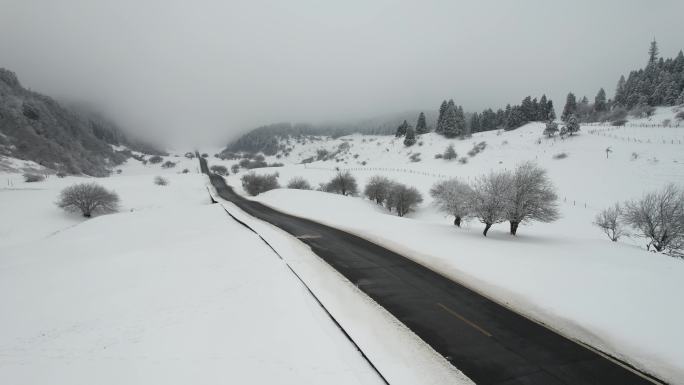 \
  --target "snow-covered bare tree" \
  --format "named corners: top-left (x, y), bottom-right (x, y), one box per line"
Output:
top-left (594, 203), bottom-right (625, 241)
top-left (364, 175), bottom-right (392, 205)
top-left (504, 162), bottom-right (559, 235)
top-left (543, 121), bottom-right (559, 138)
top-left (387, 183), bottom-right (423, 217)
top-left (325, 171), bottom-right (358, 196)
top-left (57, 183), bottom-right (119, 217)
top-left (470, 171), bottom-right (512, 236)
top-left (286, 176), bottom-right (311, 190)
top-left (622, 184), bottom-right (684, 253)
top-left (430, 178), bottom-right (473, 227)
